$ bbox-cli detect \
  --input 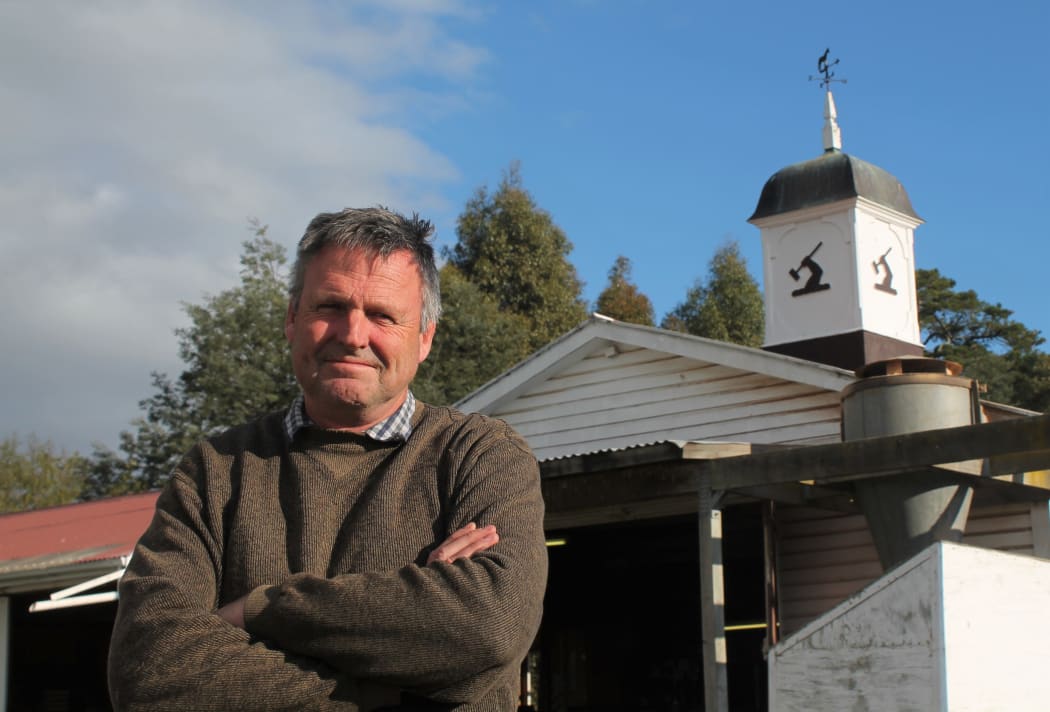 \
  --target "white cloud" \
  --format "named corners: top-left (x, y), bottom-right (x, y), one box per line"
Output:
top-left (0, 1), bottom-right (484, 454)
